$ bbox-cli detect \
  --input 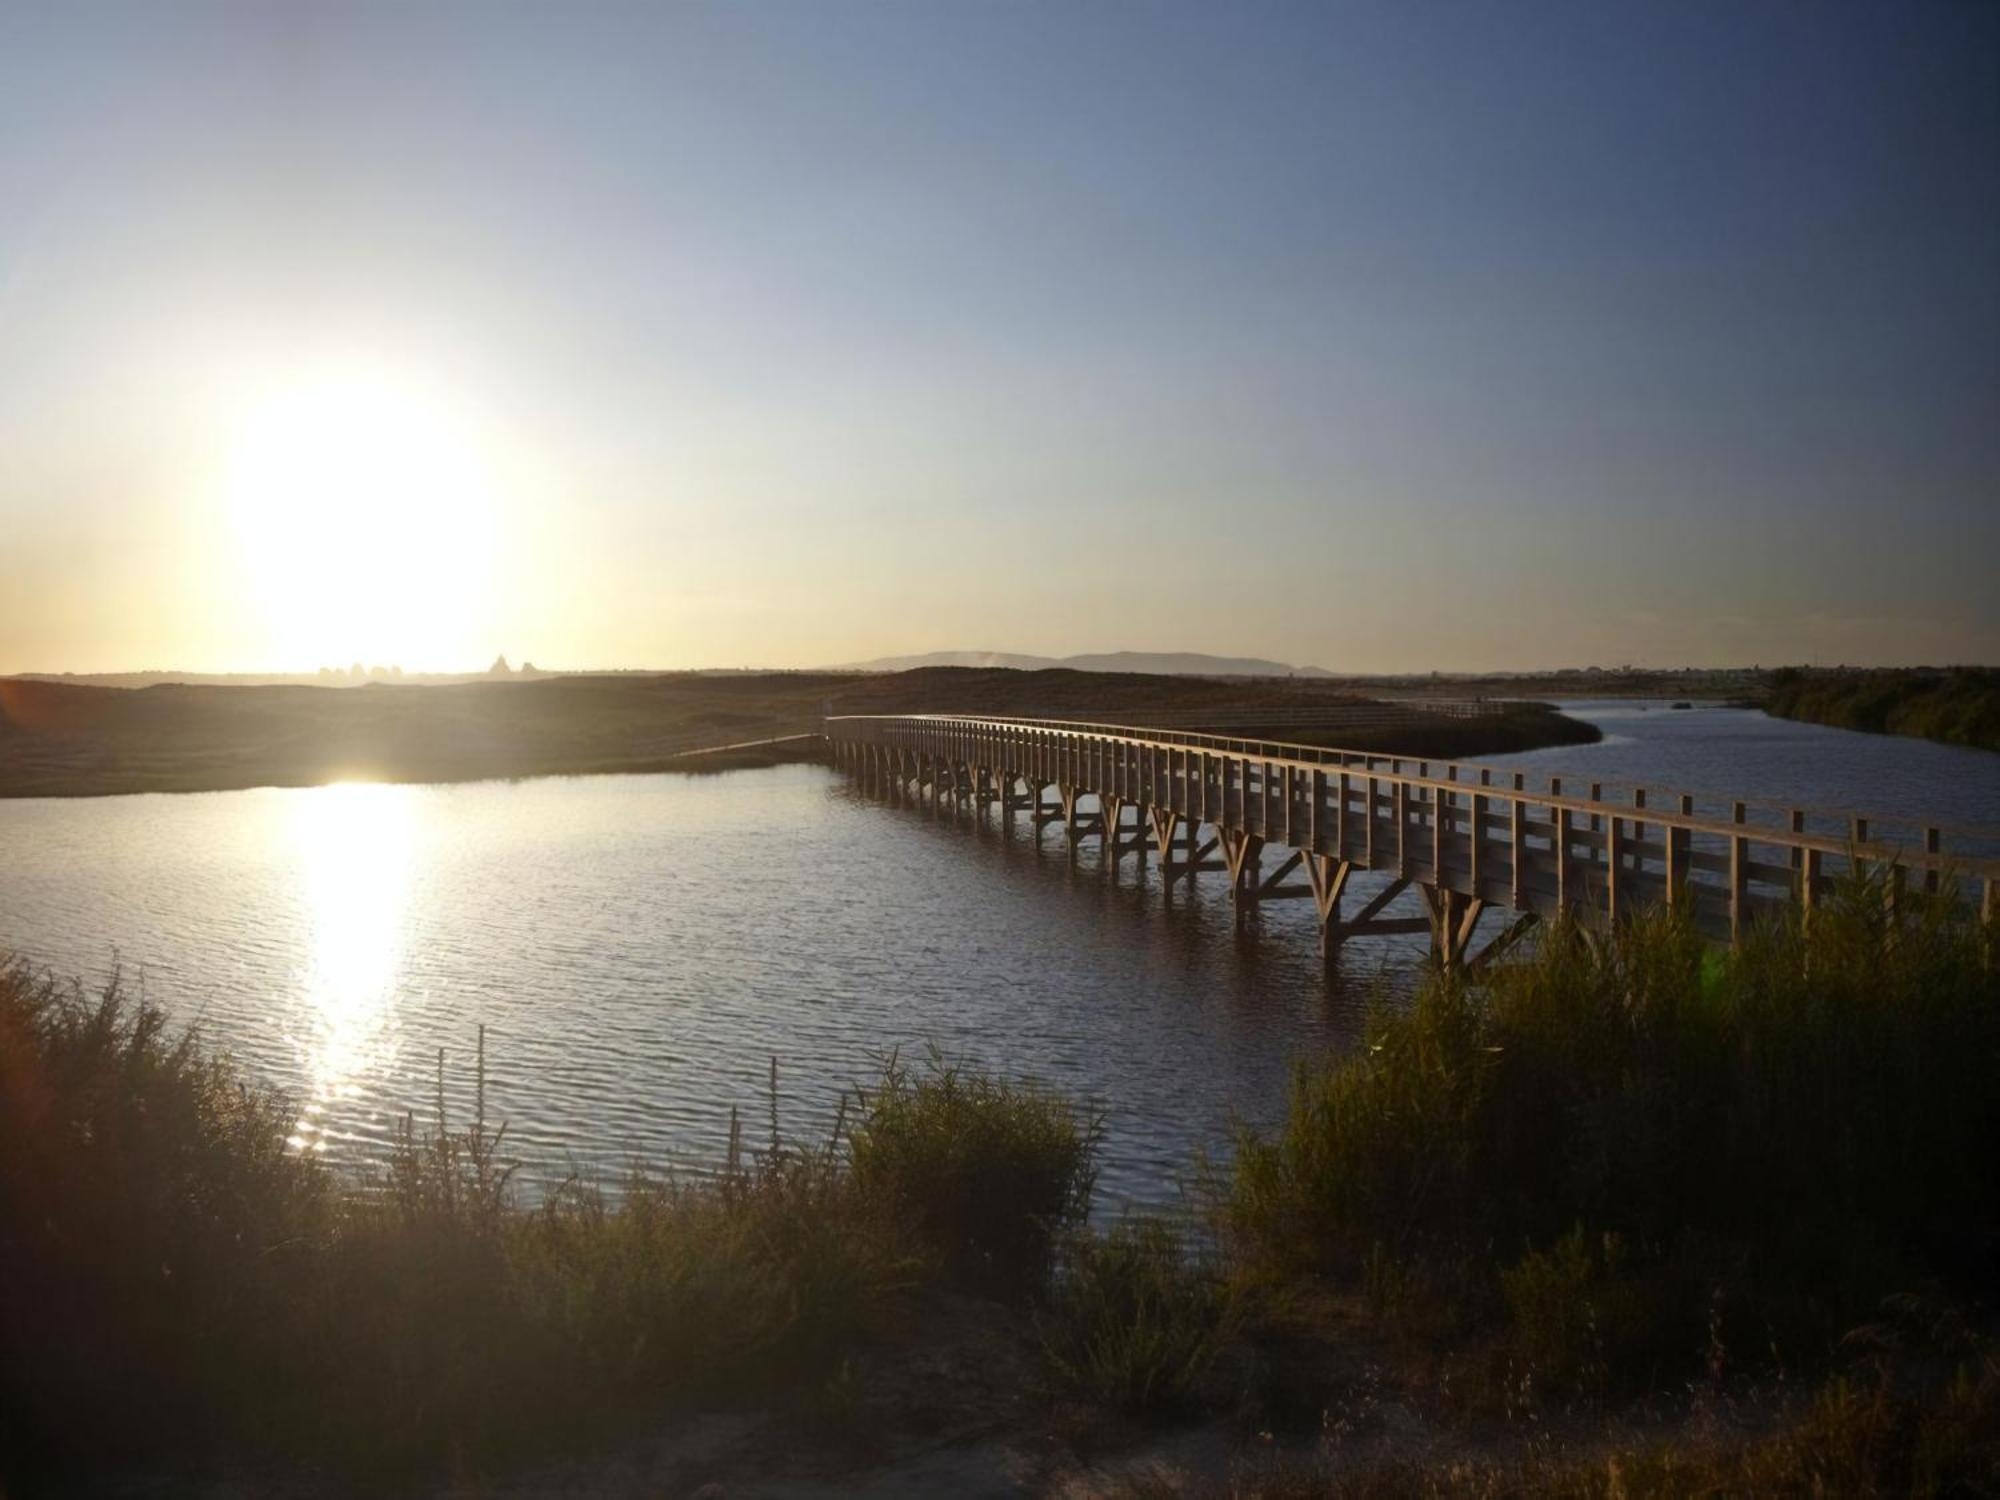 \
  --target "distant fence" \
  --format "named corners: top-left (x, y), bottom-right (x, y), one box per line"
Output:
top-left (627, 727), bottom-right (823, 760)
